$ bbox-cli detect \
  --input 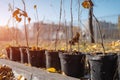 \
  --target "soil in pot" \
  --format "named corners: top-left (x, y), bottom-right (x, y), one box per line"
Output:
top-left (59, 52), bottom-right (86, 78)
top-left (89, 53), bottom-right (118, 80)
